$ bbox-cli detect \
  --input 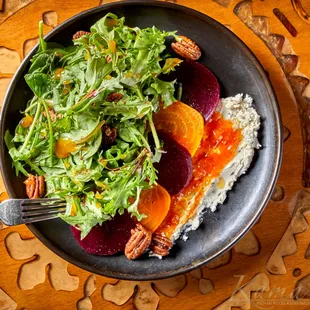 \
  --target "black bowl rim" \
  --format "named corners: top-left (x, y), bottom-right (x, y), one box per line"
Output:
top-left (0, 0), bottom-right (282, 280)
